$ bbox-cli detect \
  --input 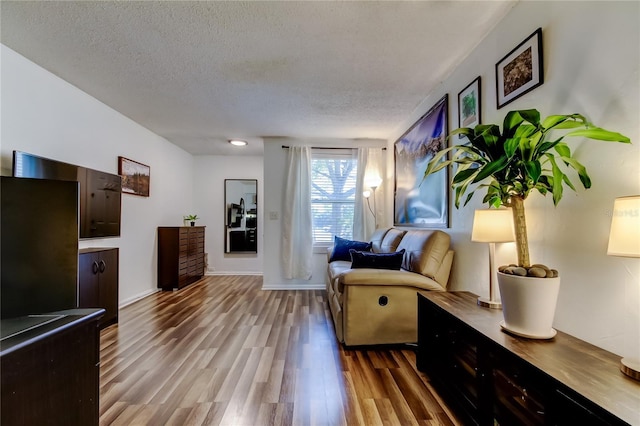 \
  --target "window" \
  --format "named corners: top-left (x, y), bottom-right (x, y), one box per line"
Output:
top-left (311, 150), bottom-right (358, 245)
